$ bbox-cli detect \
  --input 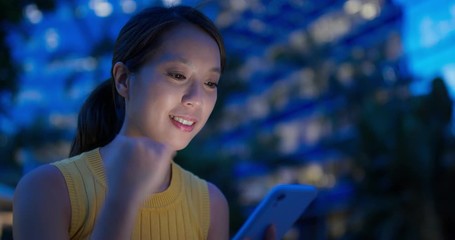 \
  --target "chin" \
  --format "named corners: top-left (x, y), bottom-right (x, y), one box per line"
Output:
top-left (163, 131), bottom-right (199, 151)
top-left (169, 139), bottom-right (192, 151)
